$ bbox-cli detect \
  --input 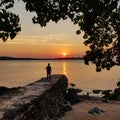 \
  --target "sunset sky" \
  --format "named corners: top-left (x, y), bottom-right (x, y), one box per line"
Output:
top-left (0, 1), bottom-right (88, 58)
